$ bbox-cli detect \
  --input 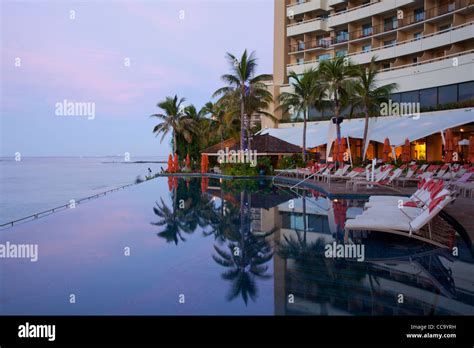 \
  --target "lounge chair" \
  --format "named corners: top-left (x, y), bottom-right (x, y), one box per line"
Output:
top-left (345, 187), bottom-right (456, 249)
